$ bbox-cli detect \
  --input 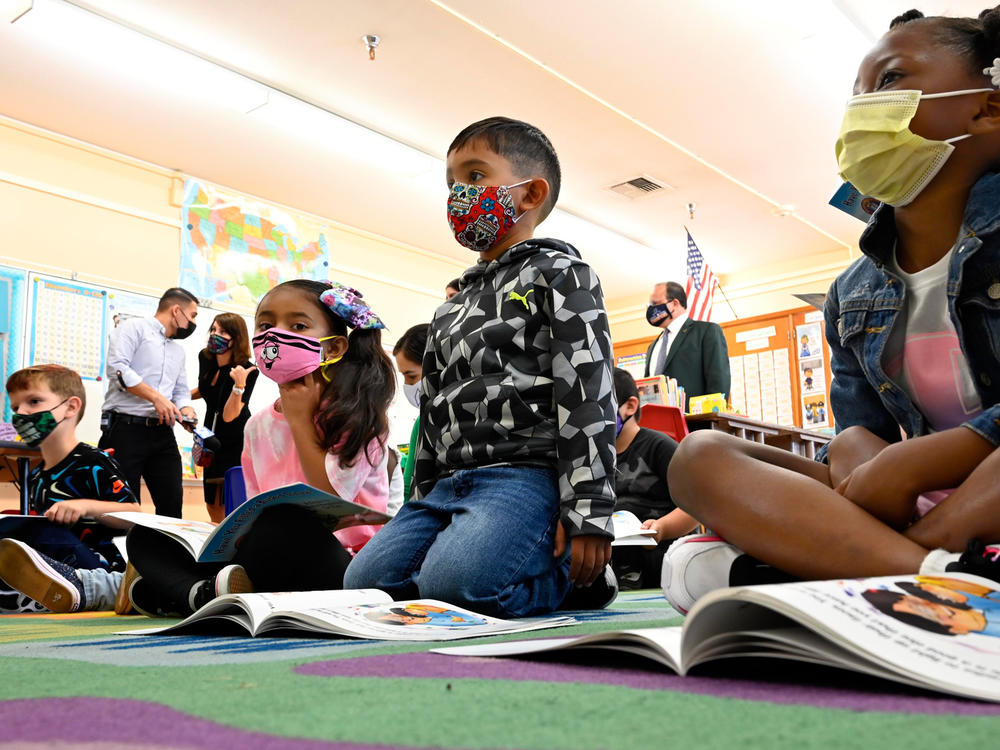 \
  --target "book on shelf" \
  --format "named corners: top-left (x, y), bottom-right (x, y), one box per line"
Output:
top-left (122, 588), bottom-right (575, 640)
top-left (433, 572), bottom-right (1000, 702)
top-left (107, 482), bottom-right (391, 563)
top-left (635, 375), bottom-right (685, 411)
